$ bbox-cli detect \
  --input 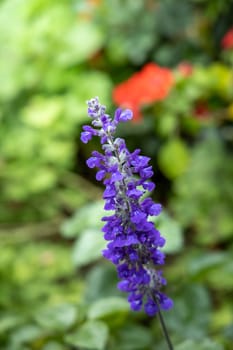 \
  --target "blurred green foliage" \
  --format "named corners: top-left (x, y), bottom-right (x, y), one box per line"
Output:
top-left (0, 0), bottom-right (233, 349)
